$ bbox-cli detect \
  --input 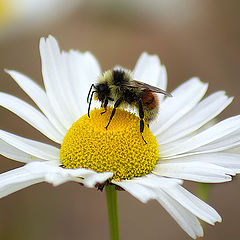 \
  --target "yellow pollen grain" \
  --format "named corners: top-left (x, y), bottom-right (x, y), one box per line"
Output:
top-left (60, 107), bottom-right (159, 181)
